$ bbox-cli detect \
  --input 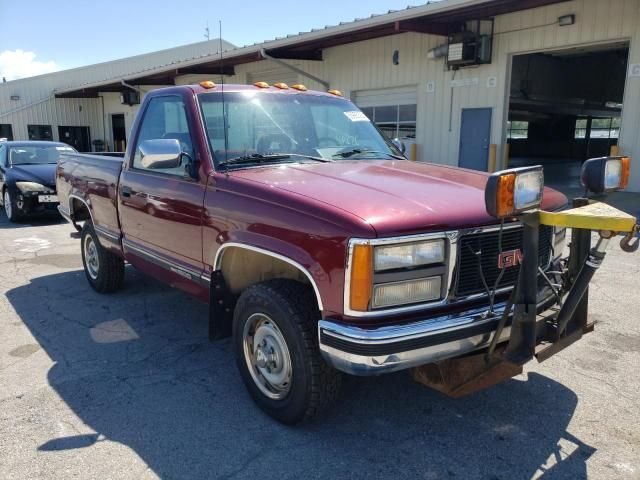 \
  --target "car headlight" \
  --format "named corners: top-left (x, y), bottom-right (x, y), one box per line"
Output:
top-left (15, 181), bottom-right (51, 193)
top-left (348, 238), bottom-right (447, 312)
top-left (485, 166), bottom-right (544, 218)
top-left (553, 227), bottom-right (567, 259)
top-left (374, 240), bottom-right (445, 272)
top-left (372, 276), bottom-right (442, 308)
